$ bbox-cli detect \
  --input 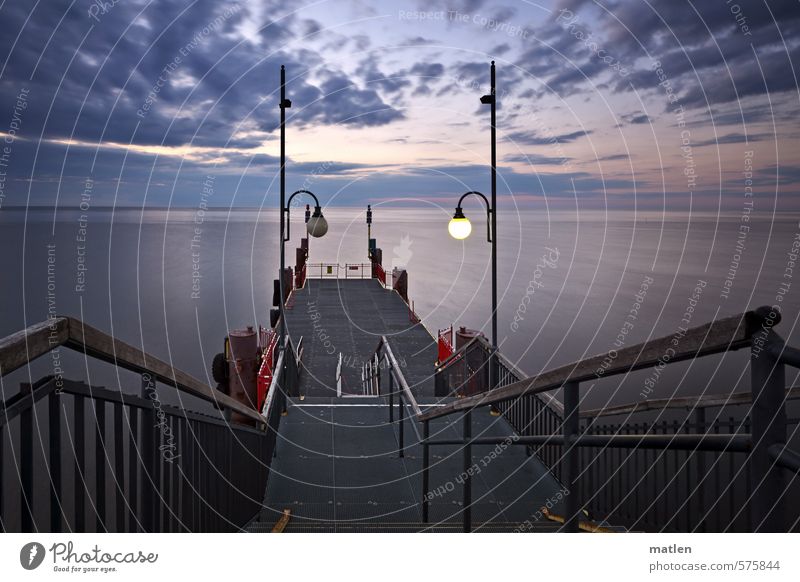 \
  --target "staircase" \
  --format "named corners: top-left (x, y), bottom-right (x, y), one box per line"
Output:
top-left (246, 397), bottom-right (568, 533)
